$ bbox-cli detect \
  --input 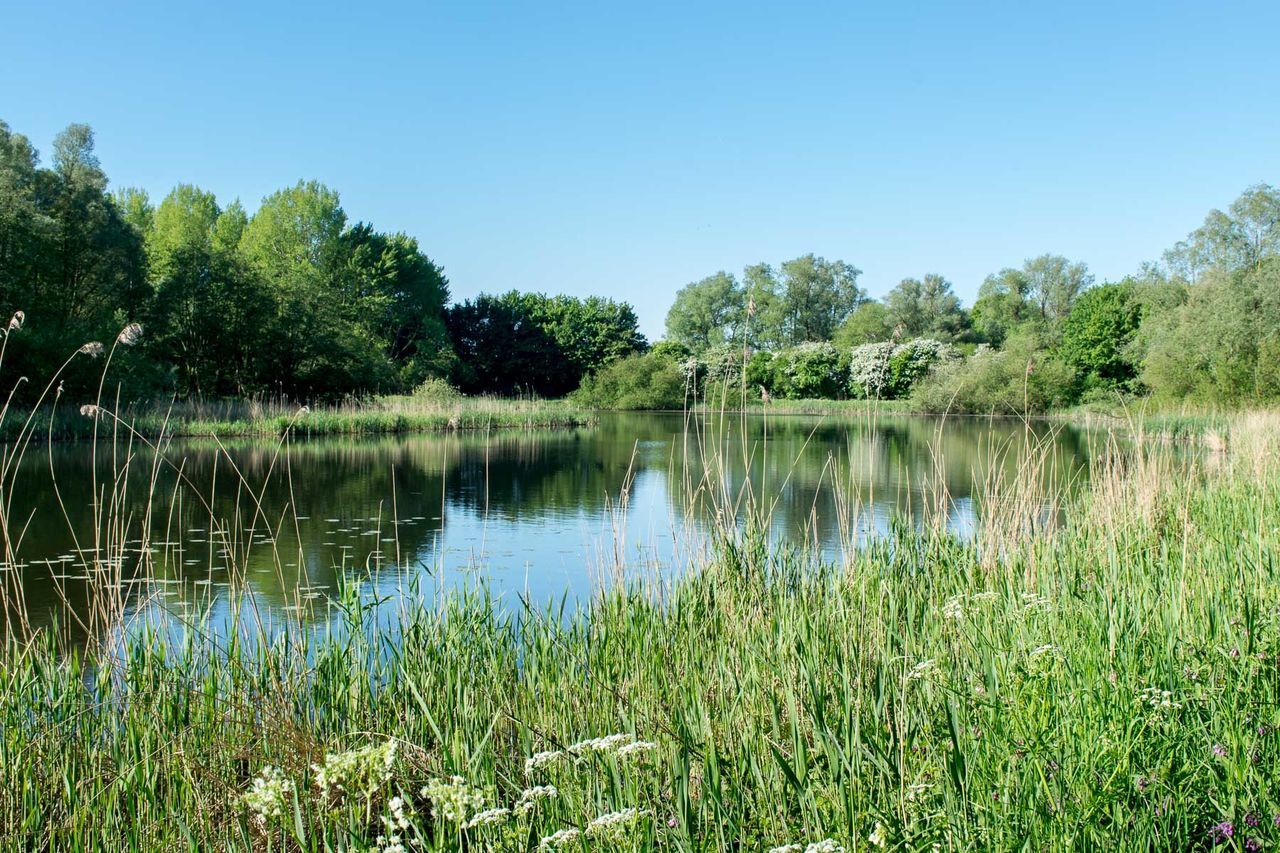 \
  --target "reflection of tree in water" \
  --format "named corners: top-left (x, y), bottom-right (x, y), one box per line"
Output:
top-left (5, 414), bottom-right (1096, 651)
top-left (660, 415), bottom-right (1092, 542)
